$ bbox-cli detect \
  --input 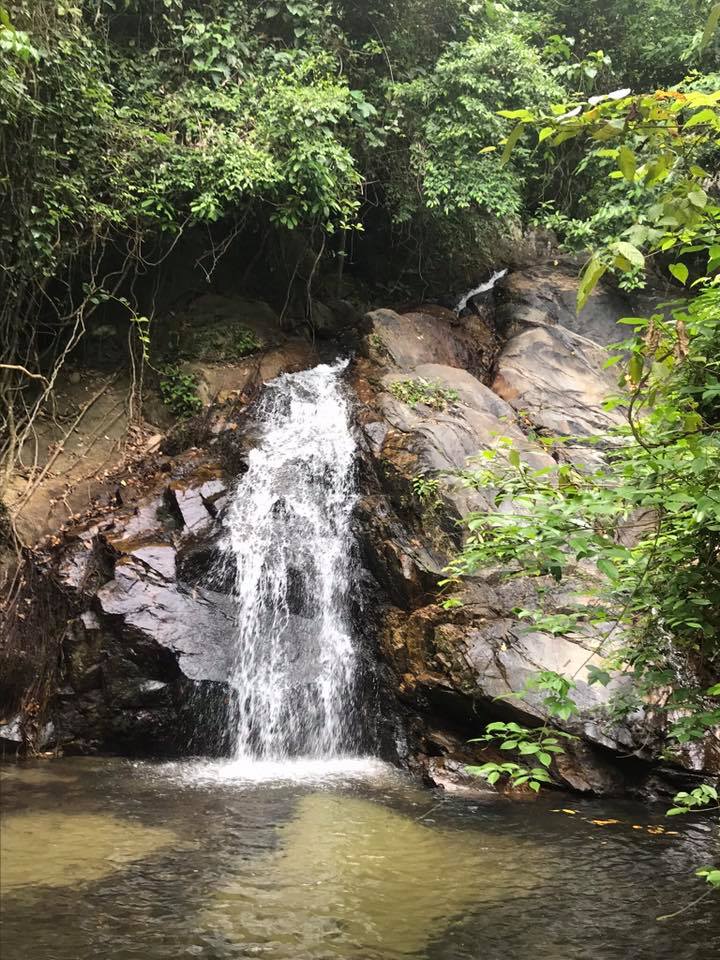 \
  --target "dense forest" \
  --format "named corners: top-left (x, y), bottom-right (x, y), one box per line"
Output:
top-left (1, 0), bottom-right (719, 917)
top-left (2, 0), bottom-right (718, 472)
